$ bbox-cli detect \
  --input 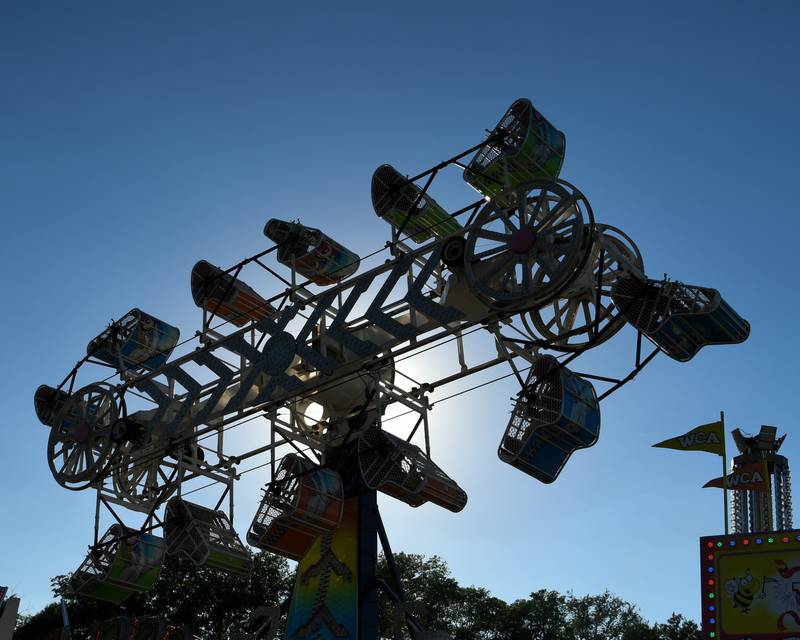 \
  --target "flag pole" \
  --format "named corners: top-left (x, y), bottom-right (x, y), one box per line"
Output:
top-left (721, 411), bottom-right (729, 535)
